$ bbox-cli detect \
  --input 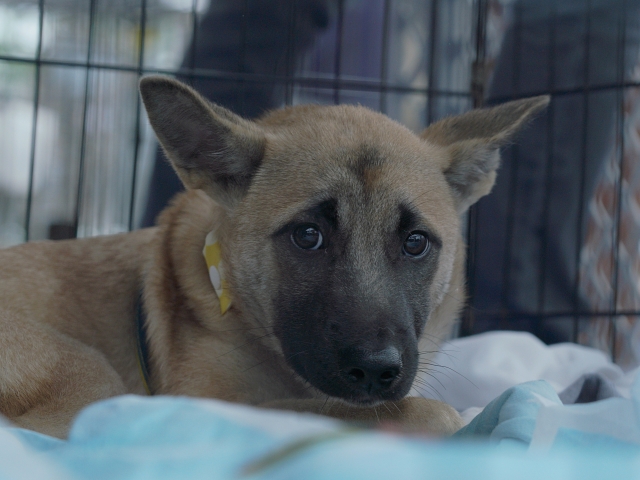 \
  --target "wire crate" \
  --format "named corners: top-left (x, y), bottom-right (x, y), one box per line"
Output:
top-left (1, 0), bottom-right (639, 368)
